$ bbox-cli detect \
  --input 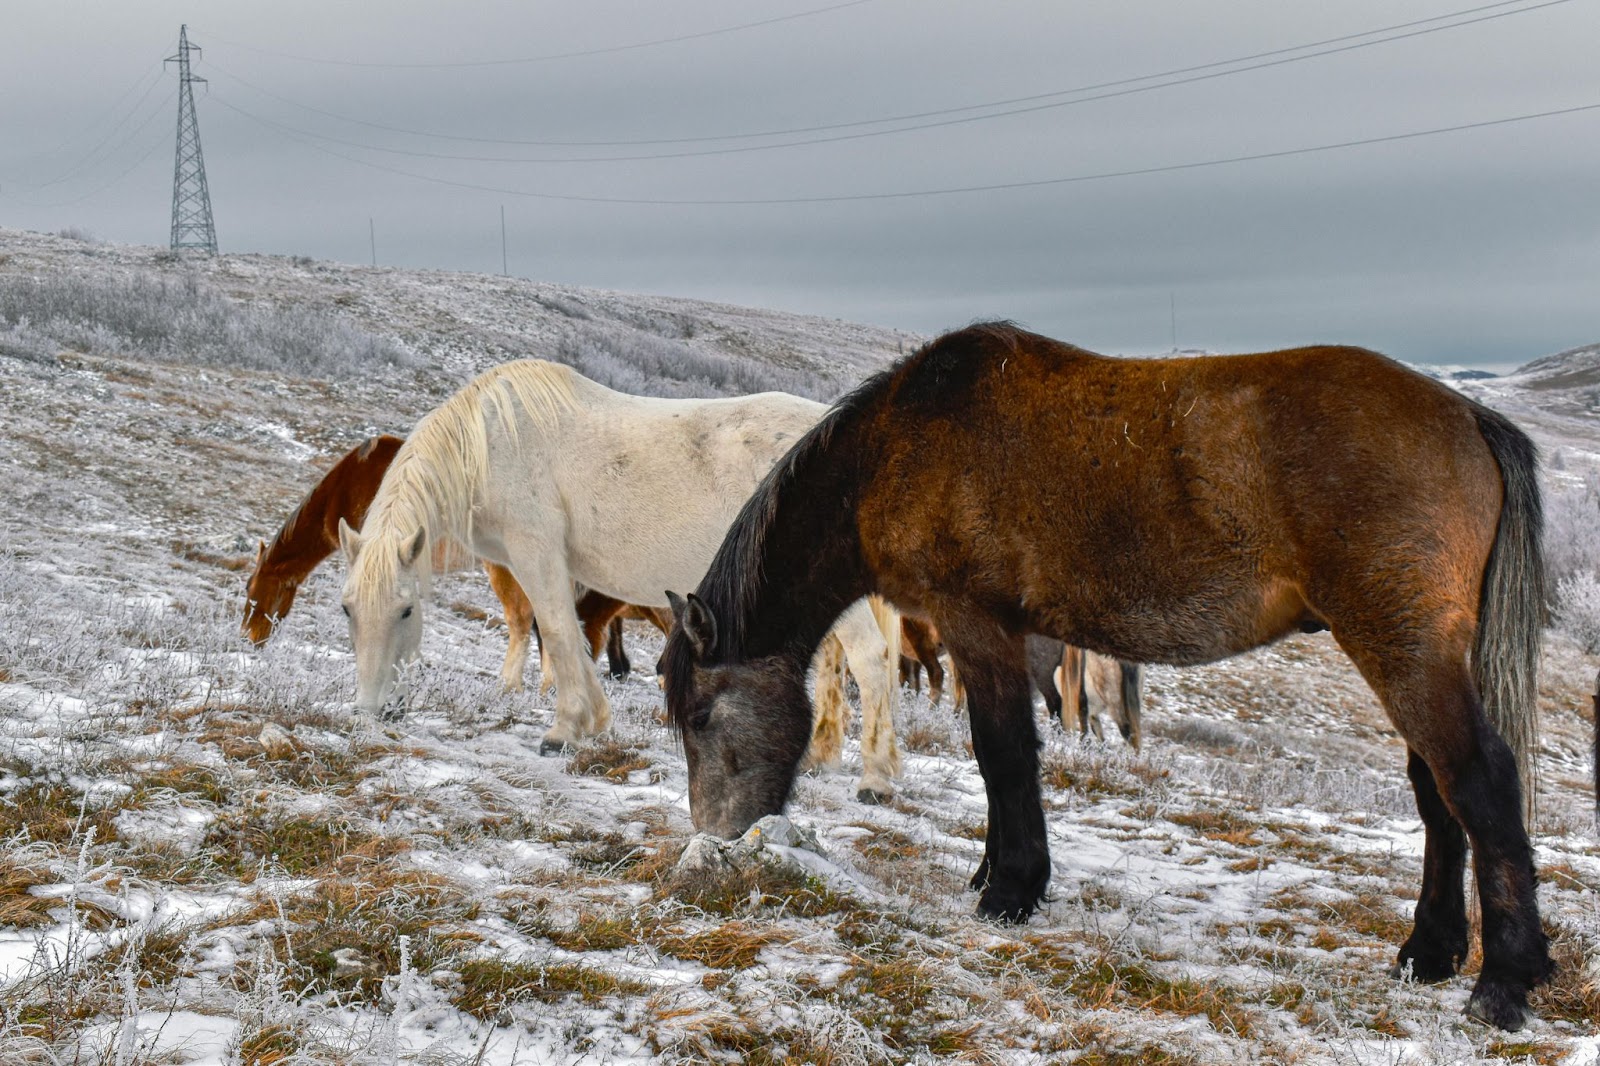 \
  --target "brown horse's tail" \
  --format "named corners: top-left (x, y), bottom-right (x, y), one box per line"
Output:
top-left (1470, 405), bottom-right (1545, 826)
